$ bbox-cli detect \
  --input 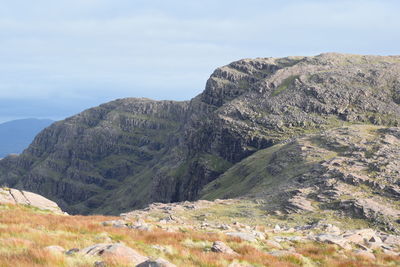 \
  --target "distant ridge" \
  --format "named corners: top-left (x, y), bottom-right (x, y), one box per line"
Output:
top-left (0, 118), bottom-right (54, 158)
